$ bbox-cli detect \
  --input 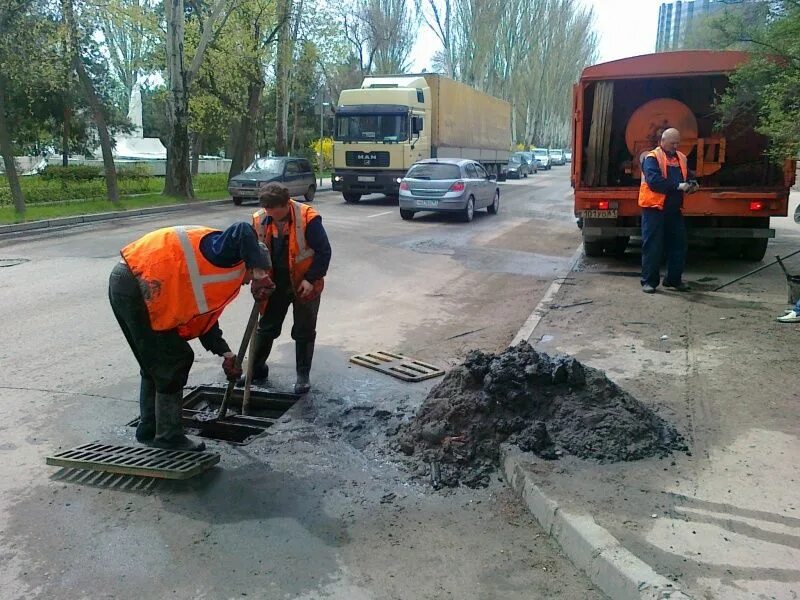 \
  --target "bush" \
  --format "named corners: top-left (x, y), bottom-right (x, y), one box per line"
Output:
top-left (193, 173), bottom-right (228, 193)
top-left (117, 164), bottom-right (153, 180)
top-left (40, 165), bottom-right (103, 181)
